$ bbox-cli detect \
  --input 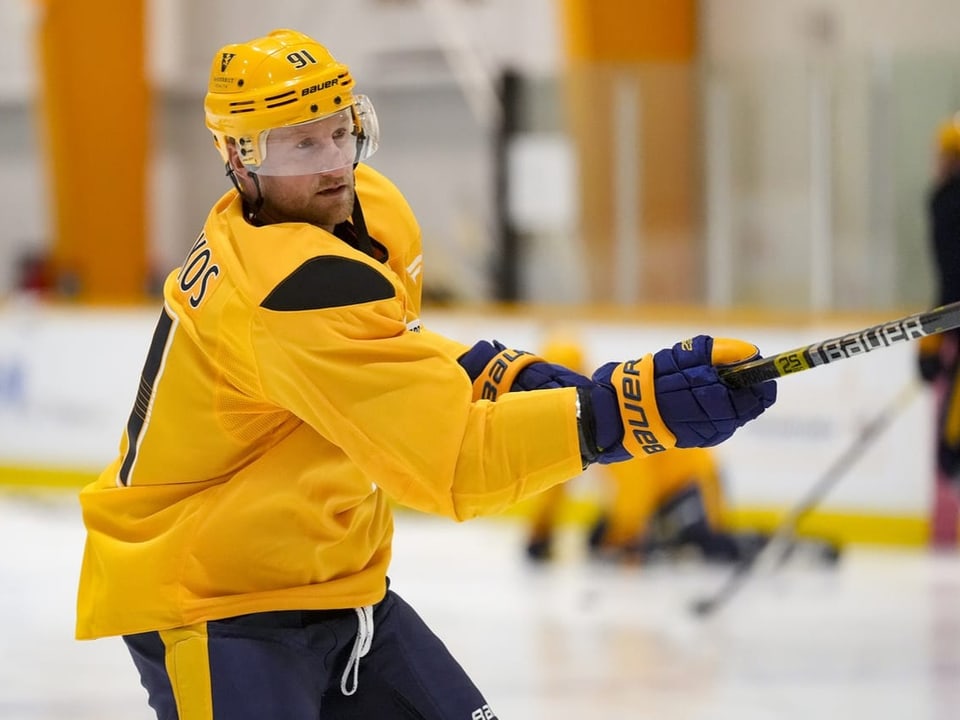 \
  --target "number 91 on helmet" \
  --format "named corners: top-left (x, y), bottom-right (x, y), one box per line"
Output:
top-left (204, 28), bottom-right (380, 177)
